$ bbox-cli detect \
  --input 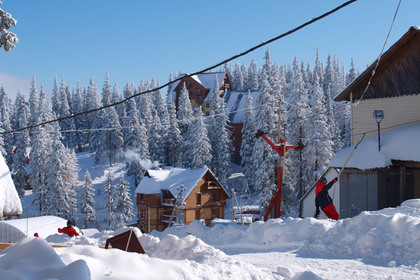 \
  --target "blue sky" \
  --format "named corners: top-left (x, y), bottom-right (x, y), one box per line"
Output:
top-left (1, 0), bottom-right (419, 99)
